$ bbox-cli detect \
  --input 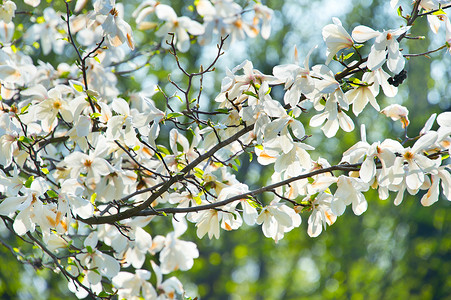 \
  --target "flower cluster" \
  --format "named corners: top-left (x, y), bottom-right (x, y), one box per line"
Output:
top-left (0, 0), bottom-right (450, 299)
